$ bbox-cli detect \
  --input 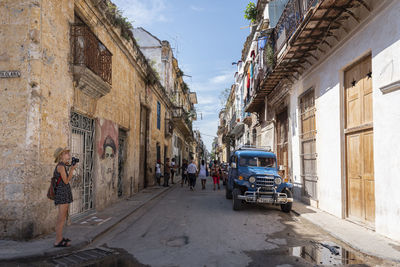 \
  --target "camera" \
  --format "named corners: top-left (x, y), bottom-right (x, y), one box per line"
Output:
top-left (71, 157), bottom-right (80, 166)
